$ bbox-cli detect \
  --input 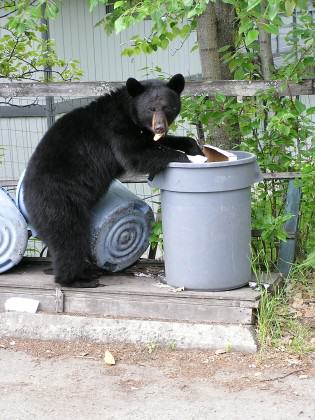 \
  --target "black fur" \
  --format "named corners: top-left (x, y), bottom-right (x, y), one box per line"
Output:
top-left (23, 74), bottom-right (202, 287)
